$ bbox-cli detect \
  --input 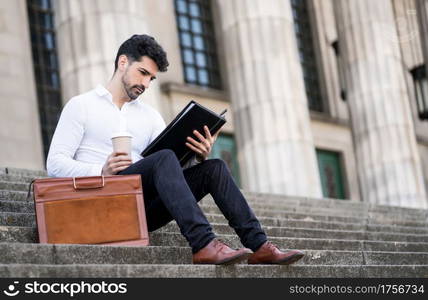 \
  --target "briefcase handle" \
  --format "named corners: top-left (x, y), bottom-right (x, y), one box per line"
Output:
top-left (73, 176), bottom-right (105, 190)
